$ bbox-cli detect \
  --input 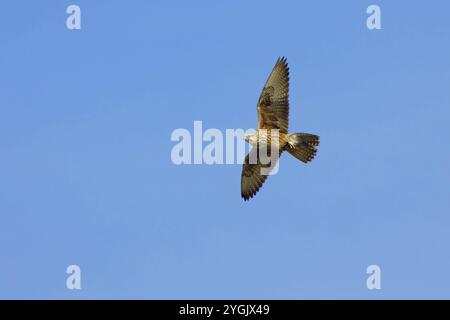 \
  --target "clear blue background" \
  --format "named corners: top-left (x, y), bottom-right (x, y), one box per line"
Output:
top-left (1, 0), bottom-right (449, 299)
